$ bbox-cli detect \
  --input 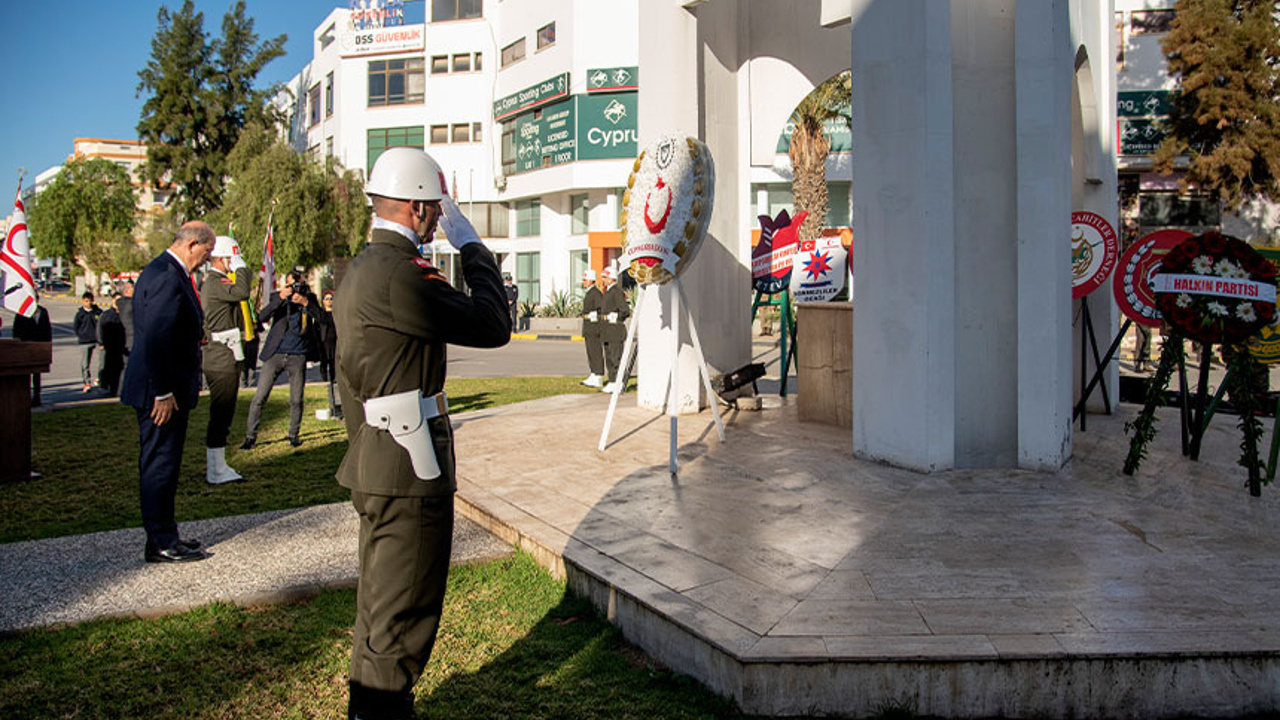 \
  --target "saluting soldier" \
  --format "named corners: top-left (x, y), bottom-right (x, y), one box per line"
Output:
top-left (334, 147), bottom-right (510, 720)
top-left (202, 235), bottom-right (251, 485)
top-left (599, 265), bottom-right (630, 393)
top-left (579, 269), bottom-right (604, 387)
